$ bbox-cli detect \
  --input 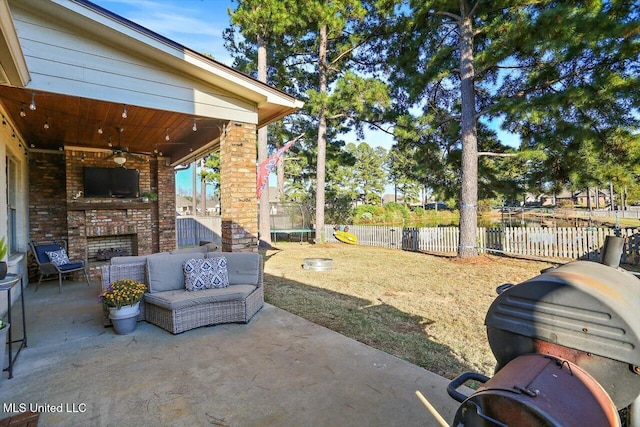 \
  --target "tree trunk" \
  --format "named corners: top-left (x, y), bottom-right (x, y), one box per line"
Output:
top-left (192, 159), bottom-right (197, 215)
top-left (609, 181), bottom-right (615, 210)
top-left (200, 159), bottom-right (207, 215)
top-left (257, 34), bottom-right (272, 247)
top-left (277, 157), bottom-right (285, 201)
top-left (315, 24), bottom-right (328, 243)
top-left (457, 14), bottom-right (479, 258)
